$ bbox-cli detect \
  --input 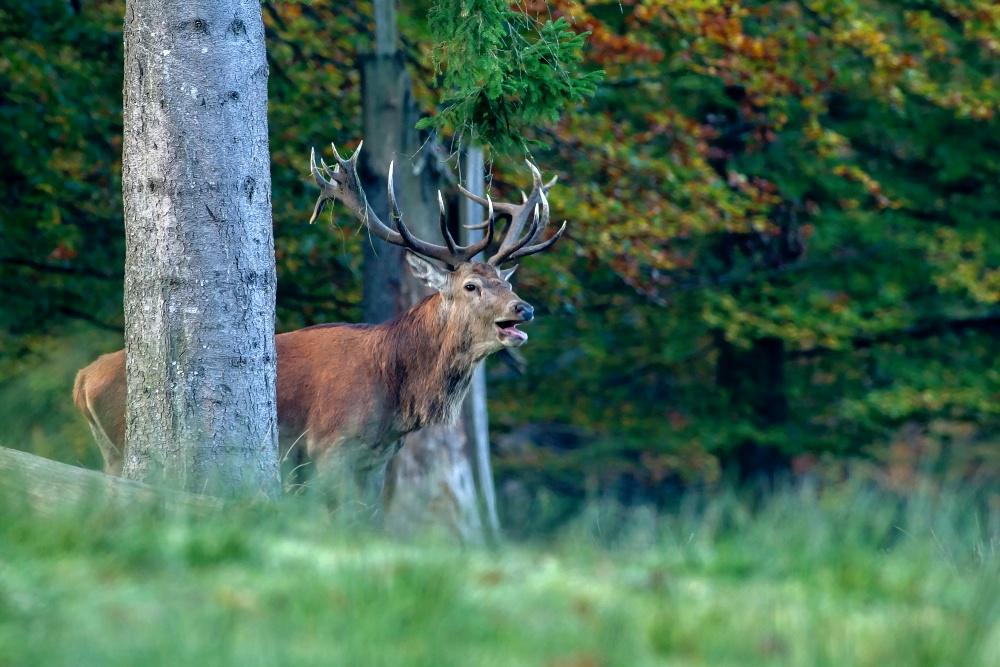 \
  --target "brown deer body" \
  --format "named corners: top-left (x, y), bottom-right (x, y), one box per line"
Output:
top-left (74, 141), bottom-right (566, 509)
